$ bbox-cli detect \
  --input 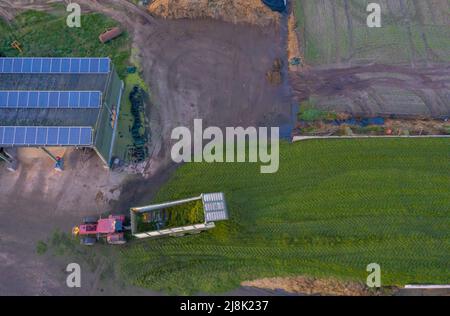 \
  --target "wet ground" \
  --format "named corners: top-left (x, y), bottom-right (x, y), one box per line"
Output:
top-left (291, 63), bottom-right (450, 118)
